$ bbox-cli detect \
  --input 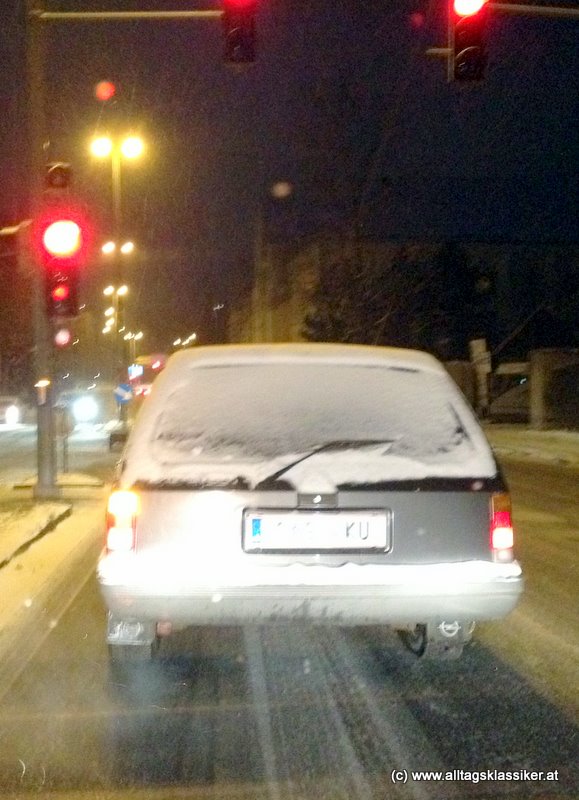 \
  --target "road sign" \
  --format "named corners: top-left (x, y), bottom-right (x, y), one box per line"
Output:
top-left (114, 383), bottom-right (133, 405)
